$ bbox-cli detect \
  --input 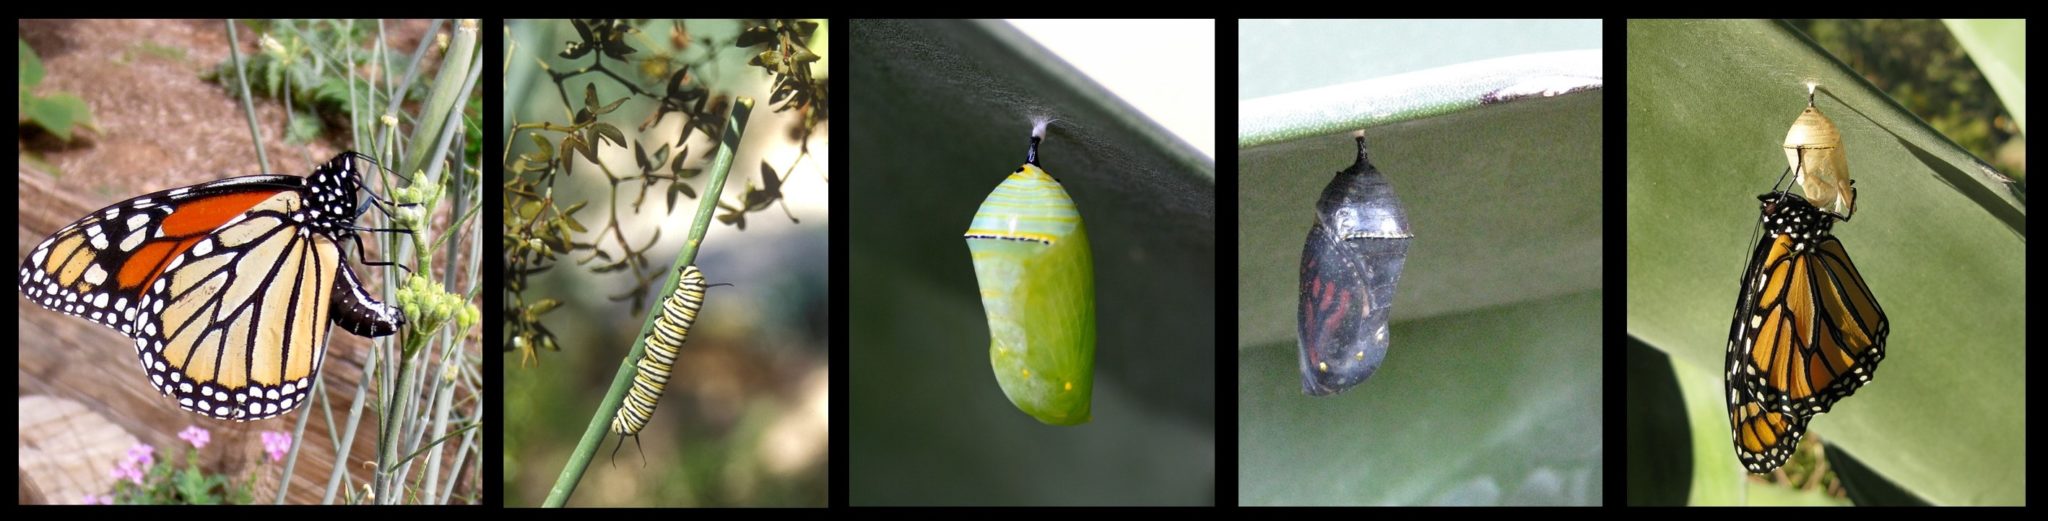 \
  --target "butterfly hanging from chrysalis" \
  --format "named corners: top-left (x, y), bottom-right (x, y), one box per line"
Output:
top-left (1724, 85), bottom-right (1887, 473)
top-left (964, 118), bottom-right (1096, 425)
top-left (1298, 130), bottom-right (1412, 396)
